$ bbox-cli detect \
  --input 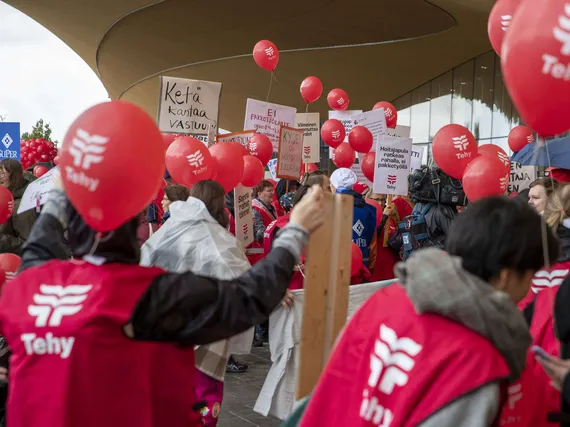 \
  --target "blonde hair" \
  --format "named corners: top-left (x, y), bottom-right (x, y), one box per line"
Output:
top-left (544, 184), bottom-right (570, 230)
